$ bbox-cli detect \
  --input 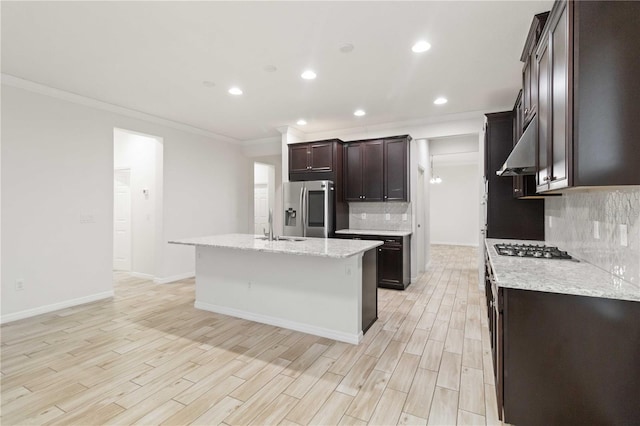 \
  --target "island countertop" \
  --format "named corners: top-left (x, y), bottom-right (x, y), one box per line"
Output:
top-left (170, 233), bottom-right (383, 259)
top-left (486, 238), bottom-right (640, 302)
